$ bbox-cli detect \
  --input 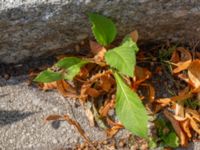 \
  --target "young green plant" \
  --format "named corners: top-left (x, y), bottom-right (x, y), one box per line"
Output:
top-left (34, 13), bottom-right (148, 138)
